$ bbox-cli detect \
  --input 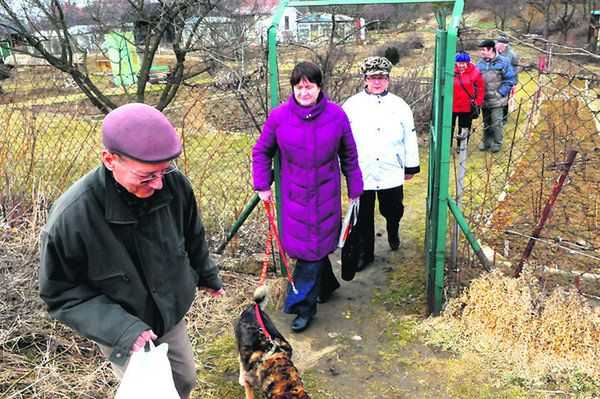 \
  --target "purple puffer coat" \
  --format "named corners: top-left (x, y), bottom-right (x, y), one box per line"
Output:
top-left (253, 92), bottom-right (363, 261)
